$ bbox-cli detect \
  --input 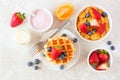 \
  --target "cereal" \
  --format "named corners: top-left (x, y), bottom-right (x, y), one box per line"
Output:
top-left (76, 6), bottom-right (110, 41)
